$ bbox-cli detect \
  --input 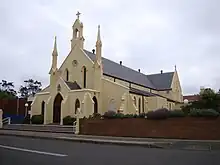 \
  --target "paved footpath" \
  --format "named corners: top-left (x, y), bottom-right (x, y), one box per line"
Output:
top-left (1, 129), bottom-right (220, 150)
